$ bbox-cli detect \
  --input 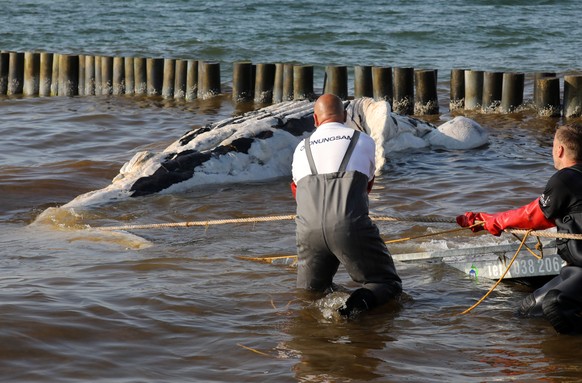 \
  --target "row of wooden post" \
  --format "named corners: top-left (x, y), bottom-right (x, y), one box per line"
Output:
top-left (1, 51), bottom-right (582, 117)
top-left (451, 69), bottom-right (582, 117)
